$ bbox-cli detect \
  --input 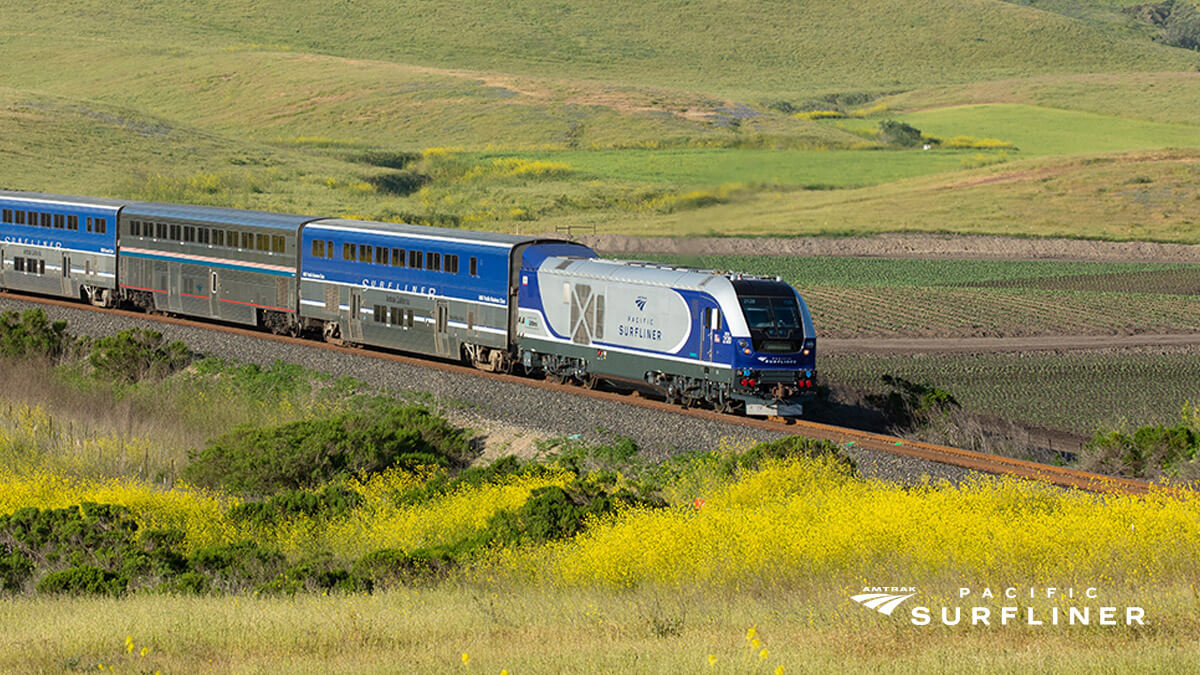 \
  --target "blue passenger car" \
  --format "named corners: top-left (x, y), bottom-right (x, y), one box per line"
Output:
top-left (298, 218), bottom-right (592, 368)
top-left (0, 191), bottom-right (125, 305)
